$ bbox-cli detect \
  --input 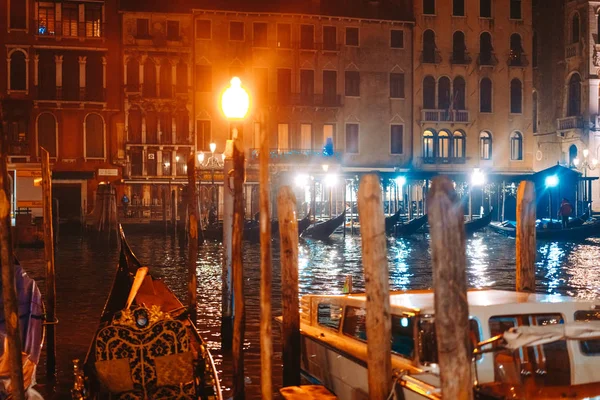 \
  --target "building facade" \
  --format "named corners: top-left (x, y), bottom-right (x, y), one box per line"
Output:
top-left (1, 0), bottom-right (121, 222)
